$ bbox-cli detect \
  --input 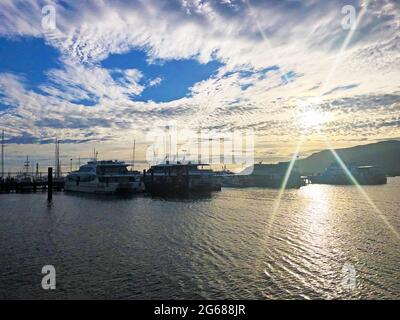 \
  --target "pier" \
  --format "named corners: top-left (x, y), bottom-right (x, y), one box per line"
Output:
top-left (0, 172), bottom-right (65, 193)
top-left (0, 131), bottom-right (65, 194)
